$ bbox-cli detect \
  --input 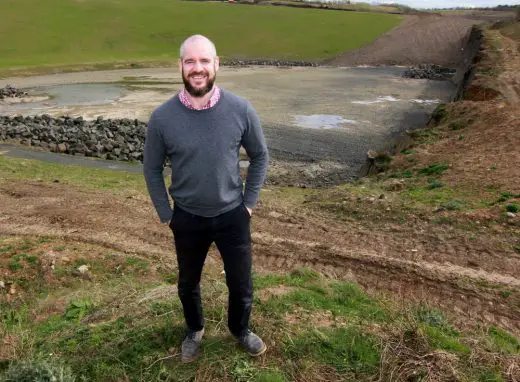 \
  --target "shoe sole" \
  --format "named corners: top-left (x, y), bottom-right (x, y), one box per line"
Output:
top-left (181, 352), bottom-right (200, 363)
top-left (247, 343), bottom-right (267, 357)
